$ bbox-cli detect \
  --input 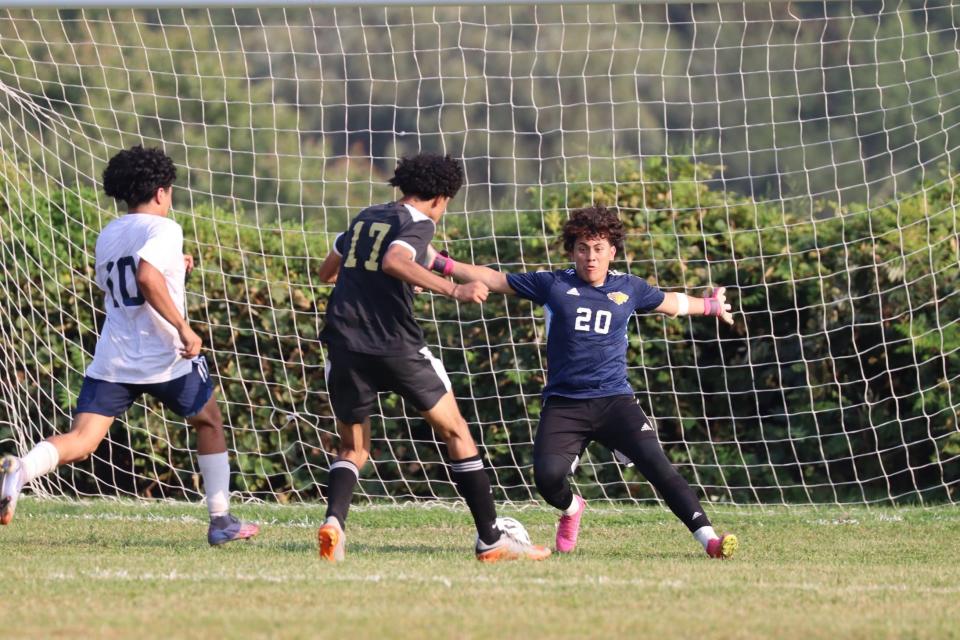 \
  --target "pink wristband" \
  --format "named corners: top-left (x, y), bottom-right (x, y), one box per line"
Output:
top-left (431, 252), bottom-right (456, 277)
top-left (702, 295), bottom-right (722, 317)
